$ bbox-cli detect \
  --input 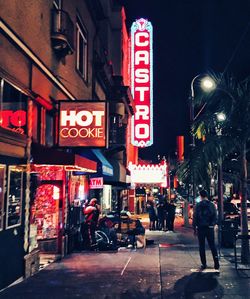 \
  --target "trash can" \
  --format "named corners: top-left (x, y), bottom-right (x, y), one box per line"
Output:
top-left (221, 219), bottom-right (239, 248)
